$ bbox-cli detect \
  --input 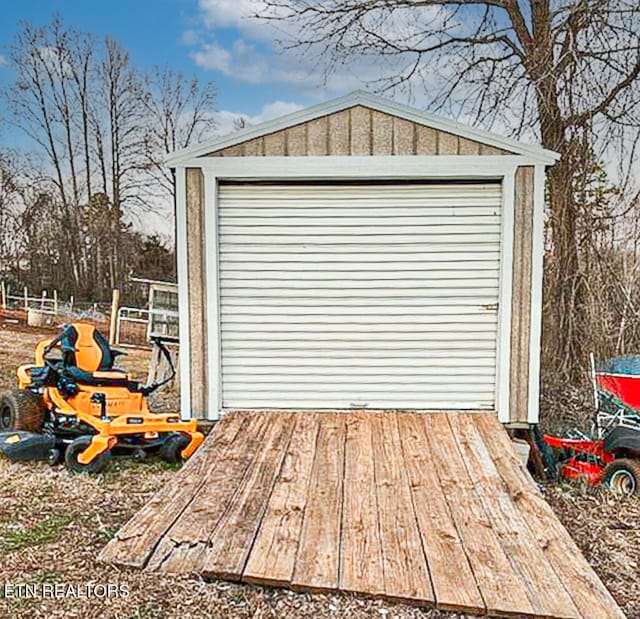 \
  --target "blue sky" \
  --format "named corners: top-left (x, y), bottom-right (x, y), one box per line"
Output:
top-left (0, 0), bottom-right (496, 145)
top-left (0, 0), bottom-right (345, 142)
